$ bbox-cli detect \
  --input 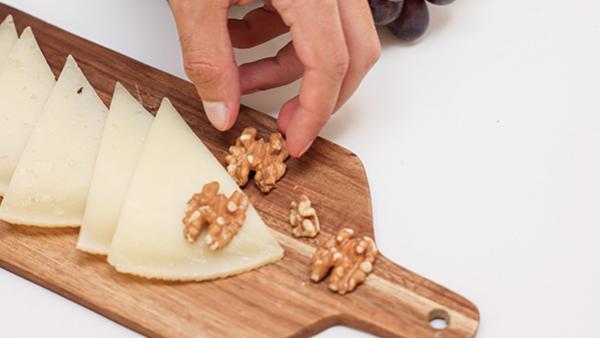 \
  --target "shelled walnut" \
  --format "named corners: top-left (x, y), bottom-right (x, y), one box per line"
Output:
top-left (289, 195), bottom-right (320, 238)
top-left (225, 127), bottom-right (289, 193)
top-left (310, 228), bottom-right (378, 295)
top-left (183, 181), bottom-right (249, 251)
